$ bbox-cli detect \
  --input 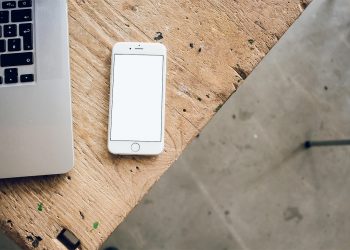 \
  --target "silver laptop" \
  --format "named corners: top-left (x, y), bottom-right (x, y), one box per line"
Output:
top-left (0, 0), bottom-right (74, 178)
